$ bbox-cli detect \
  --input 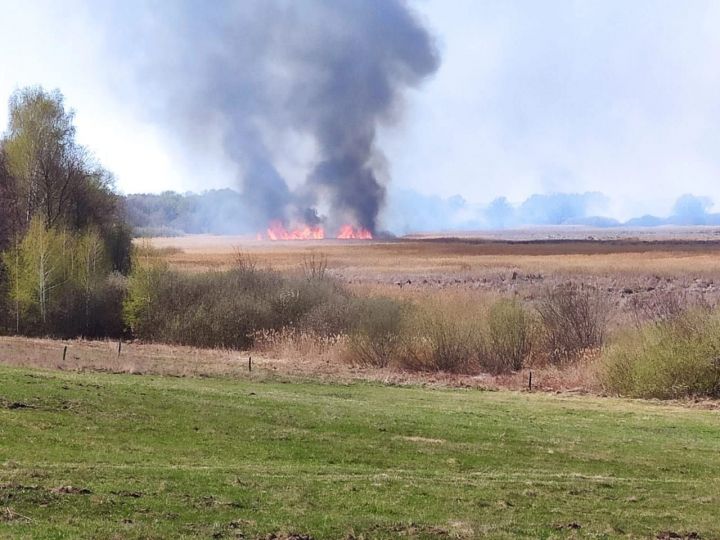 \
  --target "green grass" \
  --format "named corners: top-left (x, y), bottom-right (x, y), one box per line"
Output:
top-left (0, 367), bottom-right (718, 539)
